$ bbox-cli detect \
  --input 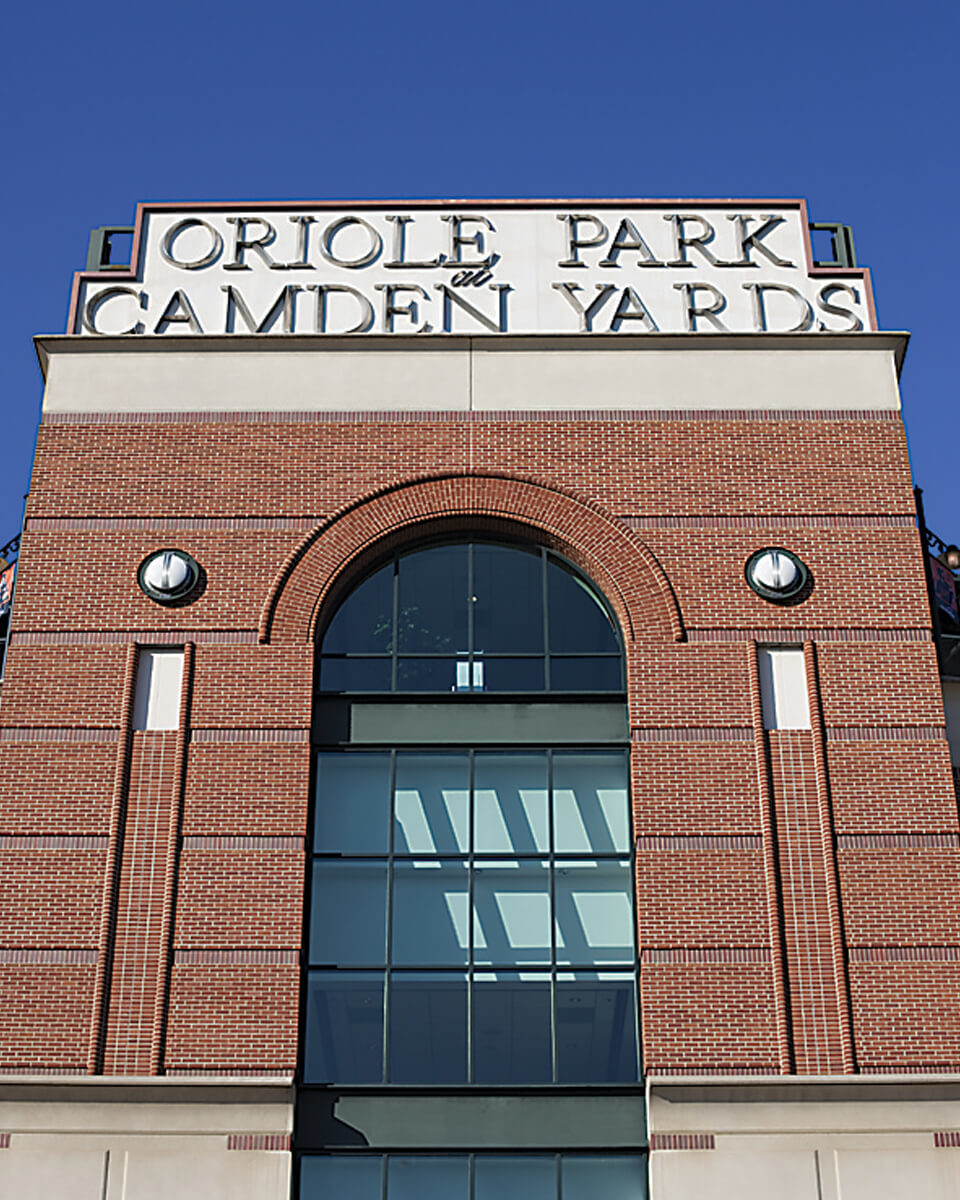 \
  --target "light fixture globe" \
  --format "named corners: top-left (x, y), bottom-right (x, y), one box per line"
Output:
top-left (745, 547), bottom-right (810, 603)
top-left (137, 549), bottom-right (200, 604)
